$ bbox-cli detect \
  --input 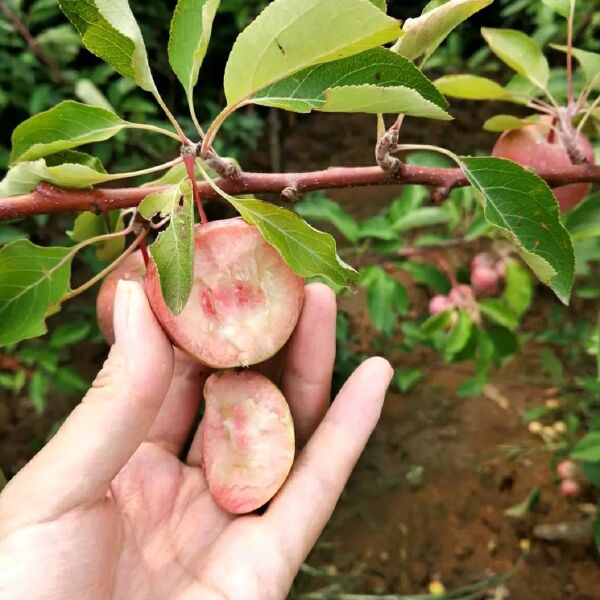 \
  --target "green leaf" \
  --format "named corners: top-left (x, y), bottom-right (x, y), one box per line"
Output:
top-left (59, 0), bottom-right (157, 93)
top-left (483, 114), bottom-right (540, 133)
top-left (504, 487), bottom-right (541, 518)
top-left (552, 46), bottom-right (600, 90)
top-left (54, 365), bottom-right (89, 394)
top-left (74, 79), bottom-right (115, 112)
top-left (360, 265), bottom-right (408, 336)
top-left (229, 197), bottom-right (359, 288)
top-left (572, 432), bottom-right (600, 462)
top-left (50, 322), bottom-right (91, 348)
top-left (503, 259), bottom-right (532, 318)
top-left (479, 298), bottom-right (519, 330)
top-left (10, 101), bottom-right (126, 164)
top-left (566, 194), bottom-right (600, 241)
top-left (359, 215), bottom-right (396, 240)
top-left (540, 347), bottom-right (563, 385)
top-left (147, 182), bottom-right (194, 315)
top-left (0, 468), bottom-right (6, 493)
top-left (398, 261), bottom-right (450, 294)
top-left (392, 0), bottom-right (493, 62)
top-left (139, 185), bottom-right (183, 220)
top-left (369, 0), bottom-right (386, 9)
top-left (481, 28), bottom-right (549, 91)
top-left (488, 325), bottom-right (519, 362)
top-left (168, 0), bottom-right (220, 102)
top-left (445, 310), bottom-right (473, 357)
top-left (29, 371), bottom-right (50, 413)
top-left (0, 241), bottom-right (72, 346)
top-left (582, 463), bottom-right (600, 488)
top-left (393, 367), bottom-right (423, 392)
top-left (541, 0), bottom-right (570, 17)
top-left (460, 156), bottom-right (574, 304)
top-left (223, 0), bottom-right (401, 107)
top-left (434, 74), bottom-right (510, 100)
top-left (294, 195), bottom-right (360, 243)
top-left (0, 160), bottom-right (50, 196)
top-left (251, 47), bottom-right (448, 114)
top-left (421, 310), bottom-right (453, 335)
top-left (69, 210), bottom-right (124, 262)
top-left (393, 207), bottom-right (450, 232)
top-left (36, 23), bottom-right (81, 63)
top-left (320, 84), bottom-right (451, 119)
top-left (0, 157), bottom-right (119, 197)
top-left (141, 158), bottom-right (214, 187)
